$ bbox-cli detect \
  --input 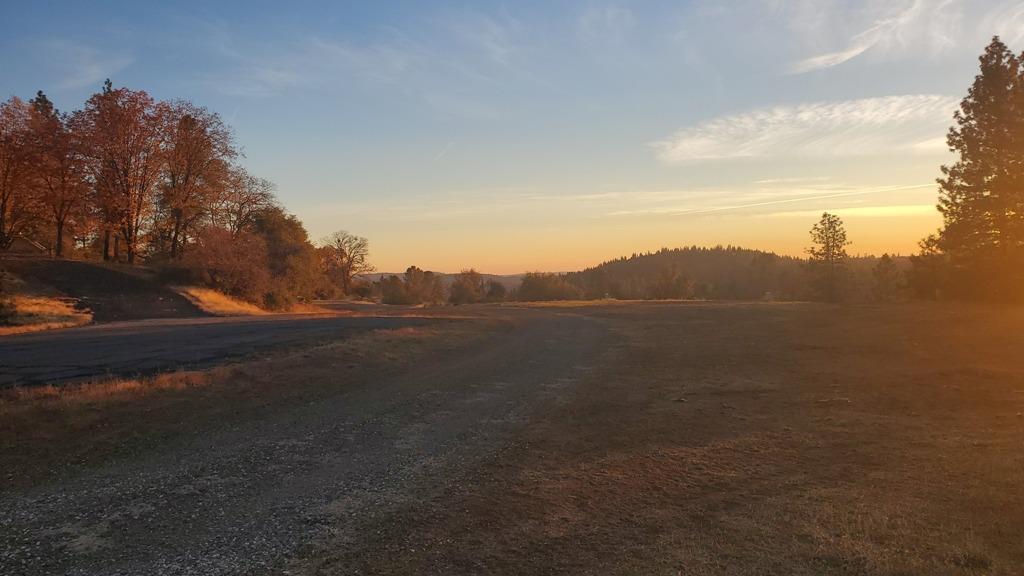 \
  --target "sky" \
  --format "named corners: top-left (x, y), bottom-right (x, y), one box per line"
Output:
top-left (3, 0), bottom-right (1024, 273)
